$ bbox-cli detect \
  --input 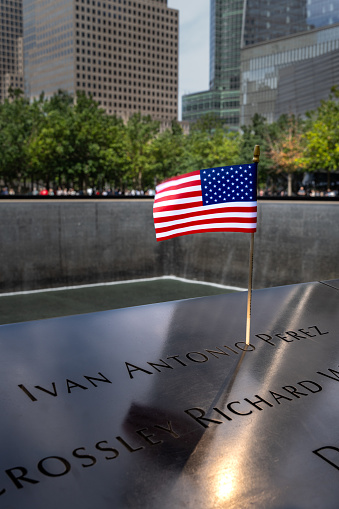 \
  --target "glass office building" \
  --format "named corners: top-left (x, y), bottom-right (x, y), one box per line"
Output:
top-left (183, 0), bottom-right (339, 126)
top-left (243, 0), bottom-right (308, 46)
top-left (0, 0), bottom-right (24, 102)
top-left (307, 0), bottom-right (339, 28)
top-left (241, 23), bottom-right (339, 125)
top-left (23, 0), bottom-right (179, 122)
top-left (182, 0), bottom-right (243, 126)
